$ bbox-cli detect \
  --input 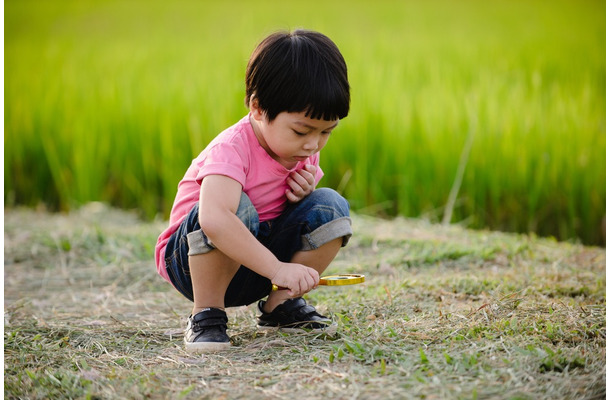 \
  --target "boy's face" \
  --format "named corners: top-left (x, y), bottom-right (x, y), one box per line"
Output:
top-left (250, 107), bottom-right (338, 169)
